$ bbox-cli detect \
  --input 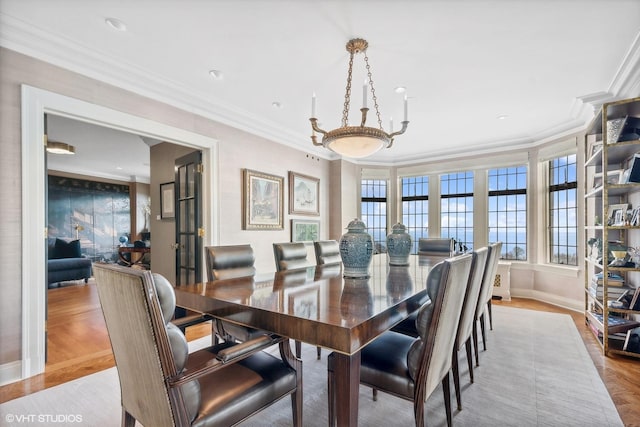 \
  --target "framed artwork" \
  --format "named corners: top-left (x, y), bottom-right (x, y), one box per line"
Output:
top-left (291, 219), bottom-right (320, 242)
top-left (243, 169), bottom-right (284, 230)
top-left (587, 141), bottom-right (602, 159)
top-left (607, 203), bottom-right (629, 226)
top-left (593, 170), bottom-right (623, 188)
top-left (160, 181), bottom-right (175, 219)
top-left (289, 171), bottom-right (320, 215)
